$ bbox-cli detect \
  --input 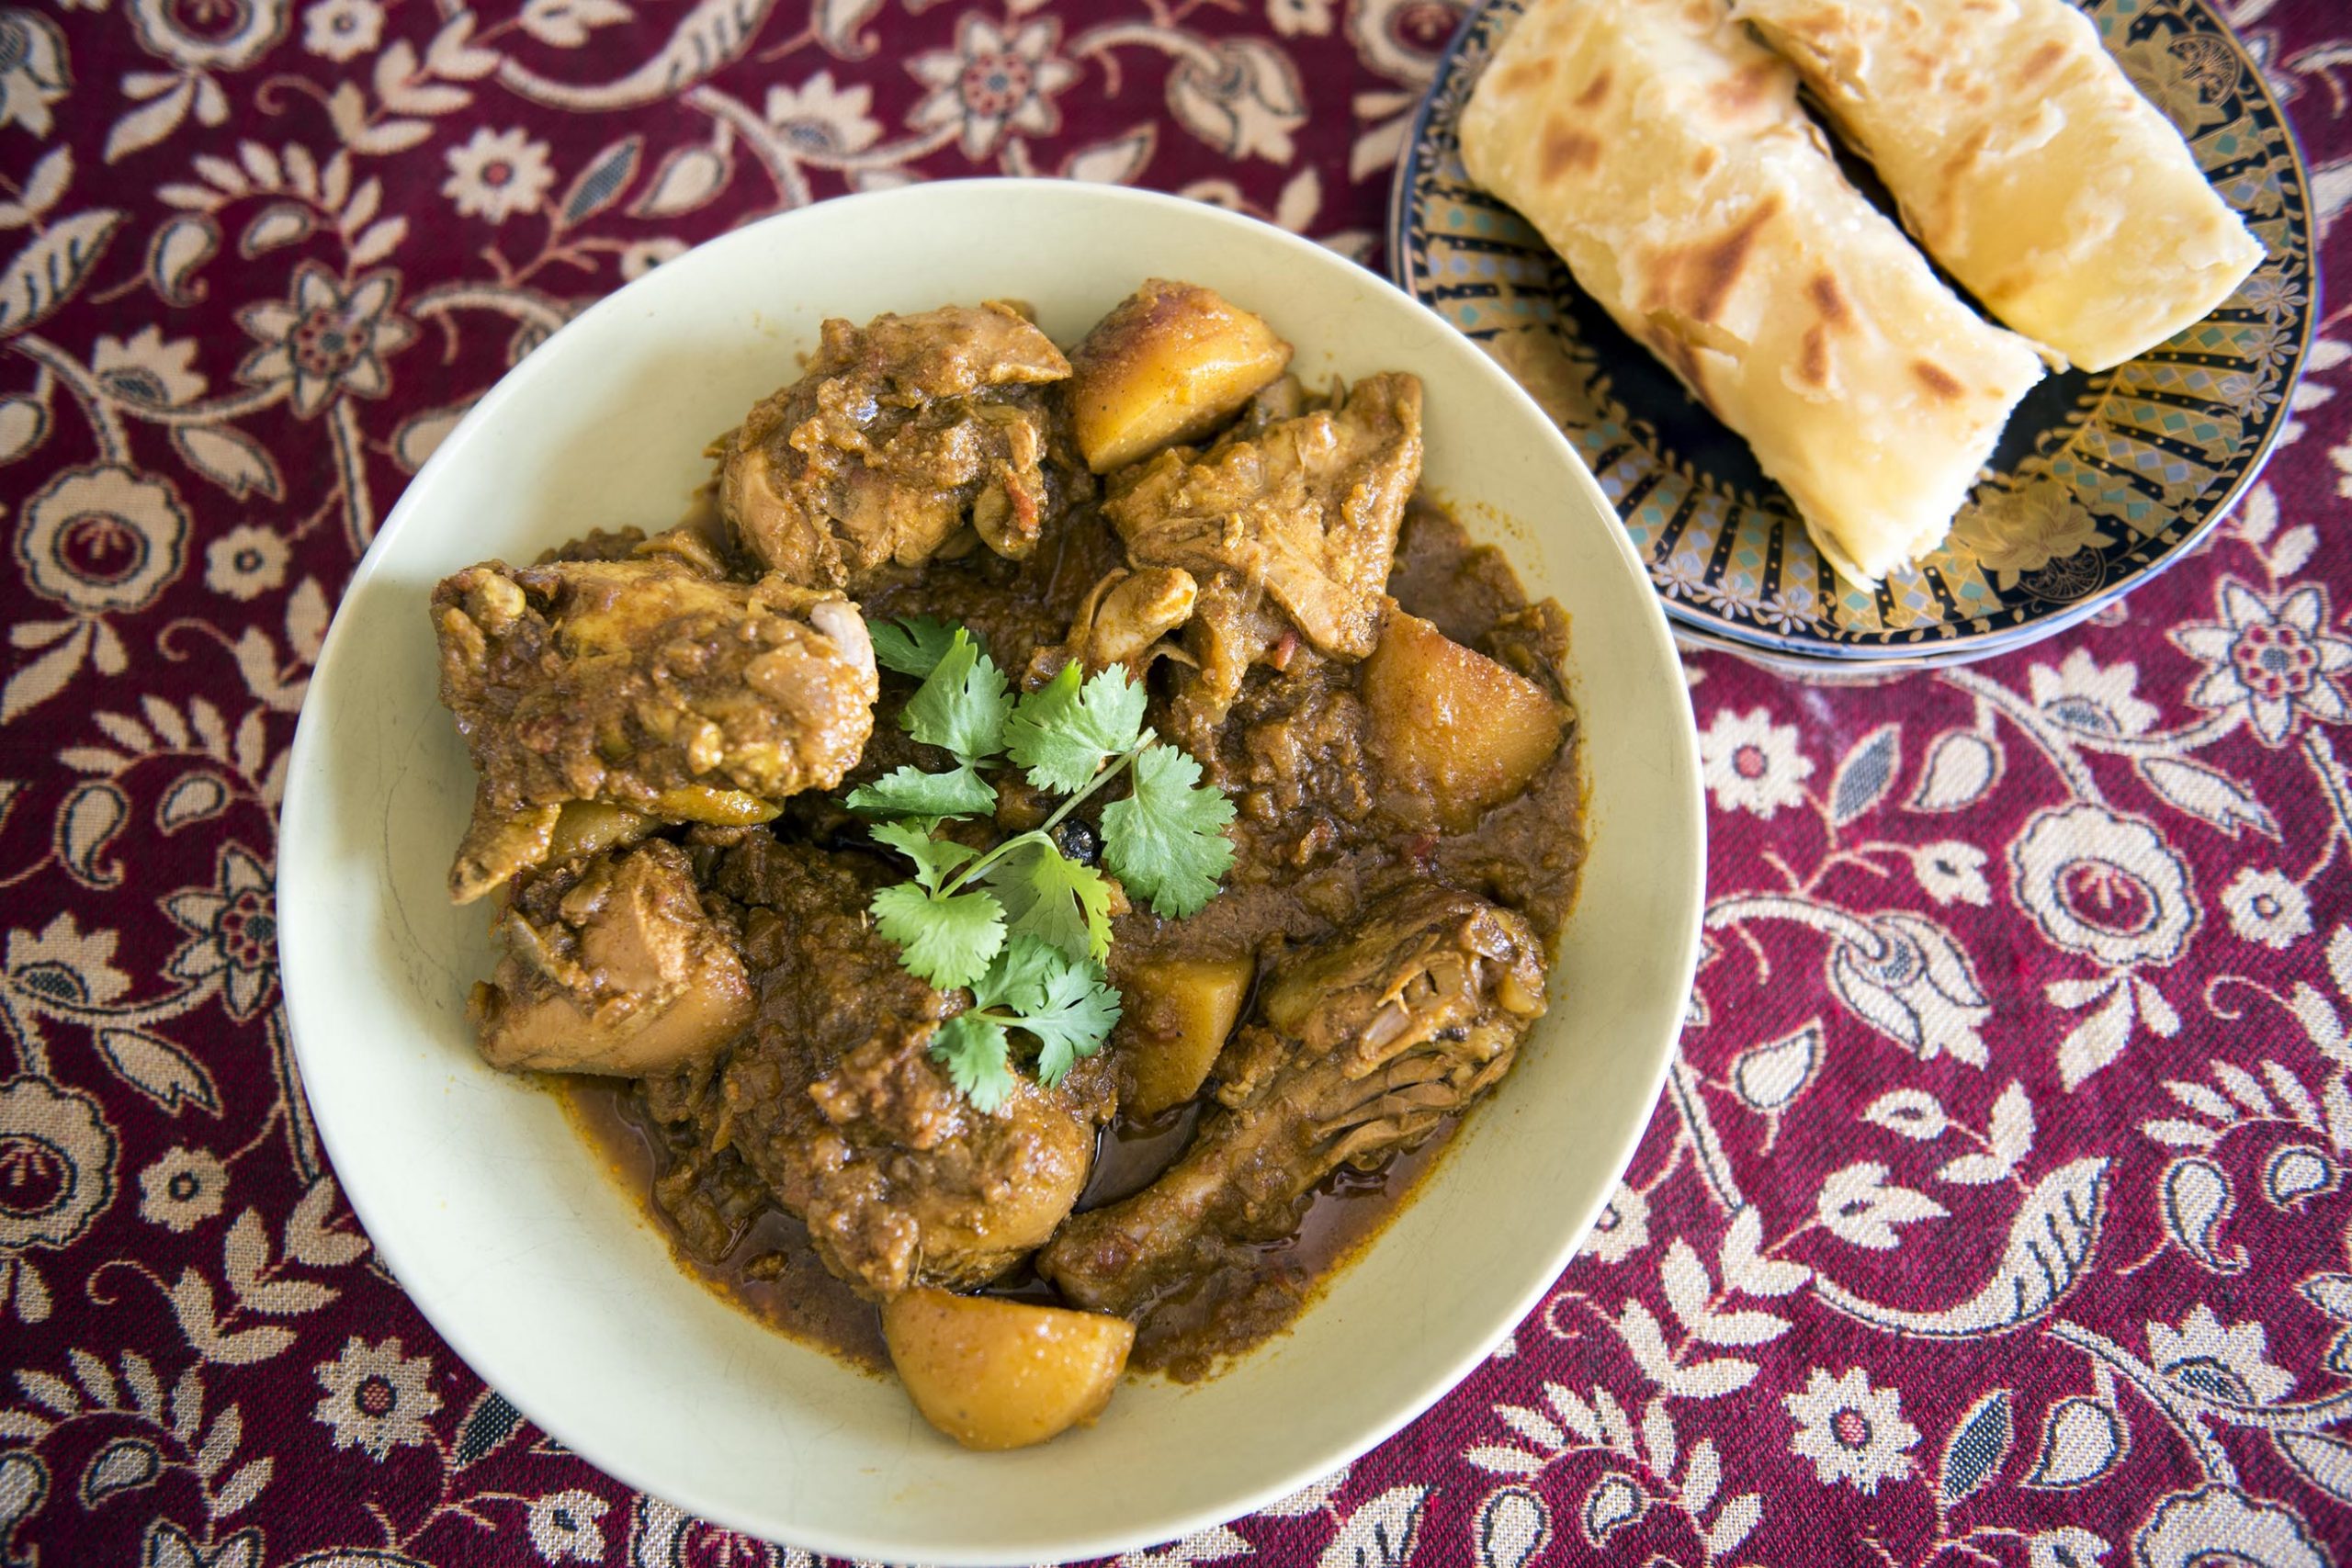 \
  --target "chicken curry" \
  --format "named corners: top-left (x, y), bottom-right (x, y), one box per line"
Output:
top-left (431, 279), bottom-right (1584, 1450)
